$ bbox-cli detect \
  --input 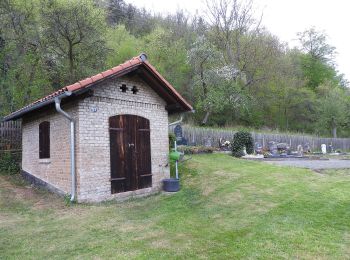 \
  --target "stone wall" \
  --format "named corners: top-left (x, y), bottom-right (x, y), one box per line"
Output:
top-left (76, 74), bottom-right (170, 202)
